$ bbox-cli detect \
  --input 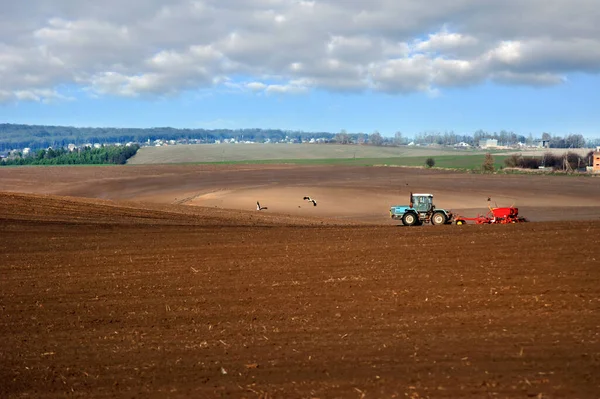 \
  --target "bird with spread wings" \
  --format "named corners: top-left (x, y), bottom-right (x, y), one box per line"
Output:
top-left (303, 196), bottom-right (317, 206)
